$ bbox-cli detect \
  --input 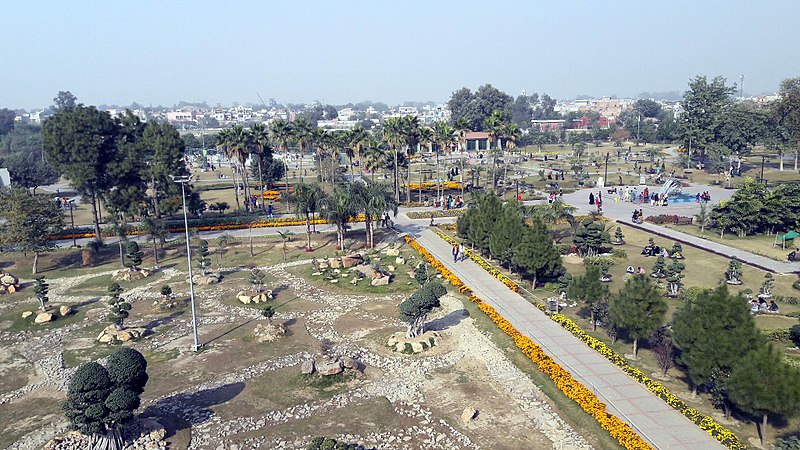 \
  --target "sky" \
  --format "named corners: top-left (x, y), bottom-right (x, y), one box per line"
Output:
top-left (2, 1), bottom-right (799, 110)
